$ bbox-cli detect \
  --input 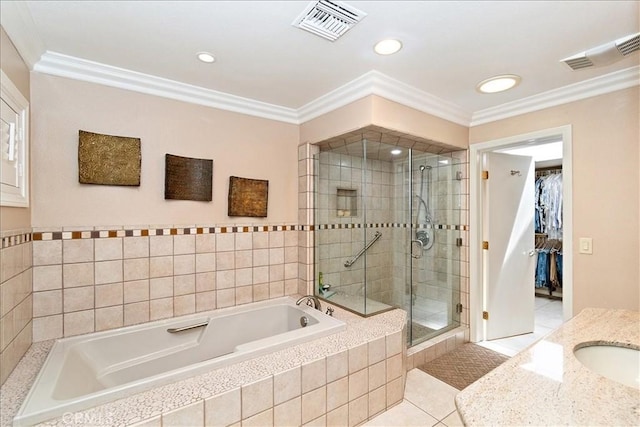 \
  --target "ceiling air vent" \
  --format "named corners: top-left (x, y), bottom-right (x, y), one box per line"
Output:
top-left (563, 55), bottom-right (594, 71)
top-left (292, 0), bottom-right (367, 42)
top-left (562, 32), bottom-right (640, 71)
top-left (616, 33), bottom-right (640, 56)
